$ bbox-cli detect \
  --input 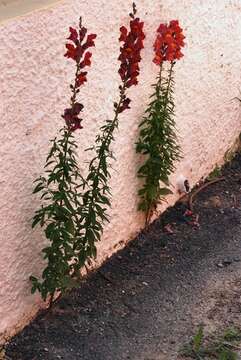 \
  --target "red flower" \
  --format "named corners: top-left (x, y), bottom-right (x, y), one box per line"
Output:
top-left (118, 97), bottom-right (131, 113)
top-left (83, 34), bottom-right (97, 50)
top-left (80, 51), bottom-right (92, 68)
top-left (62, 102), bottom-right (84, 131)
top-left (76, 72), bottom-right (87, 86)
top-left (65, 43), bottom-right (80, 61)
top-left (119, 26), bottom-right (128, 42)
top-left (118, 16), bottom-right (145, 88)
top-left (68, 27), bottom-right (78, 43)
top-left (153, 20), bottom-right (185, 64)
